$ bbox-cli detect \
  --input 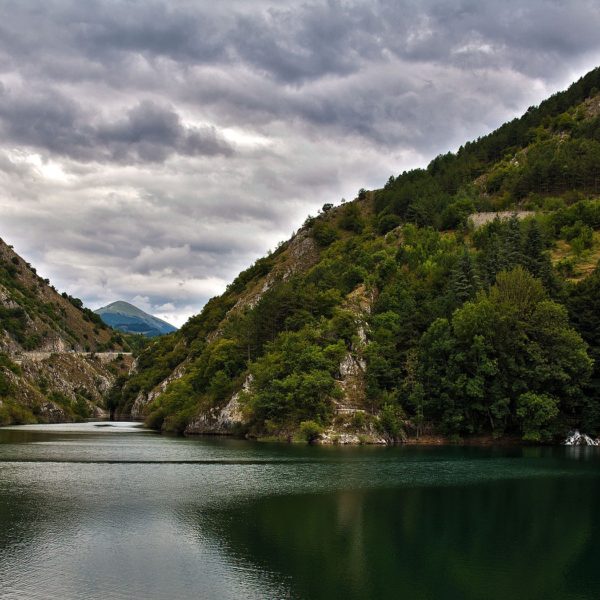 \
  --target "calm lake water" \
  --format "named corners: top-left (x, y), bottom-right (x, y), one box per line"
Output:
top-left (0, 423), bottom-right (599, 600)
